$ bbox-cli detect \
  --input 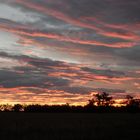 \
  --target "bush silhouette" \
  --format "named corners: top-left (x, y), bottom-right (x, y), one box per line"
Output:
top-left (94, 92), bottom-right (114, 107)
top-left (12, 104), bottom-right (23, 112)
